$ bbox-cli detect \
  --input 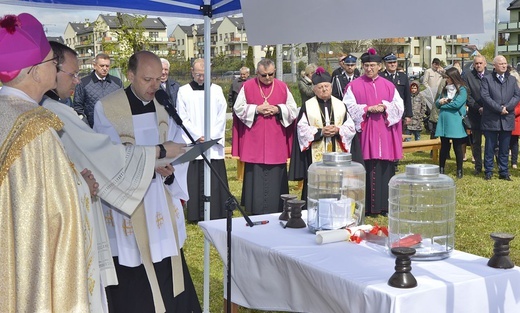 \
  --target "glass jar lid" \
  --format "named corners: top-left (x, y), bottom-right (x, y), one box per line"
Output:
top-left (405, 164), bottom-right (439, 176)
top-left (323, 152), bottom-right (351, 165)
